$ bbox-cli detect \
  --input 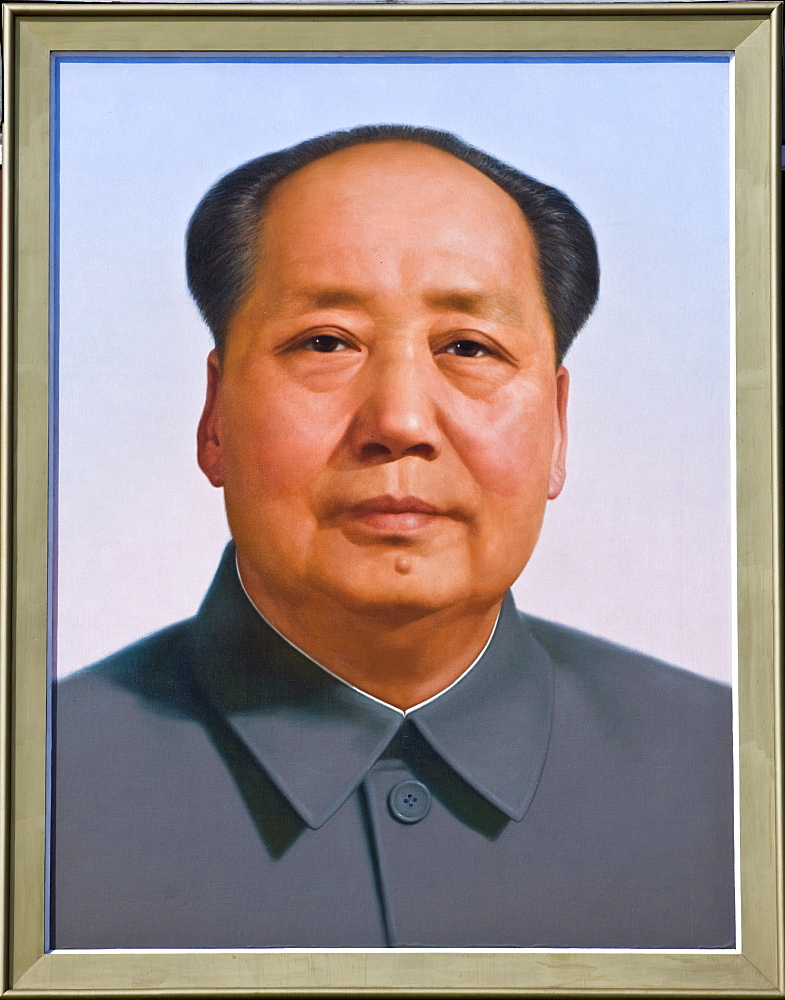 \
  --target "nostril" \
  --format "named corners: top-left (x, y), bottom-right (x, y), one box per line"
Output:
top-left (359, 440), bottom-right (394, 462)
top-left (358, 440), bottom-right (437, 463)
top-left (407, 443), bottom-right (438, 461)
